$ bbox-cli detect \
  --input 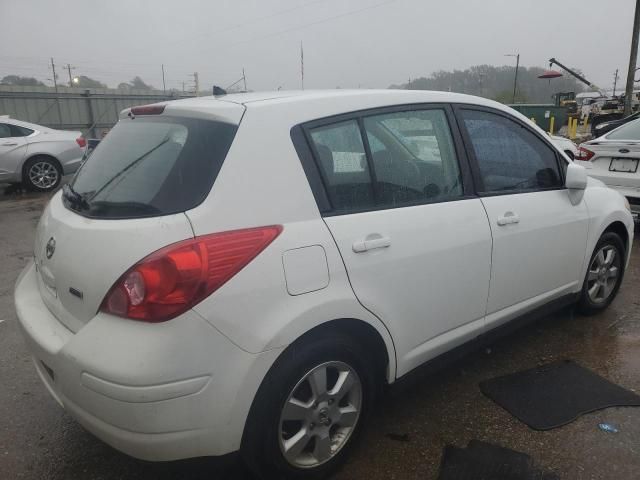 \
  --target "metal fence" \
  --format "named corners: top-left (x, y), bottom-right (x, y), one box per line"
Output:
top-left (0, 86), bottom-right (195, 138)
